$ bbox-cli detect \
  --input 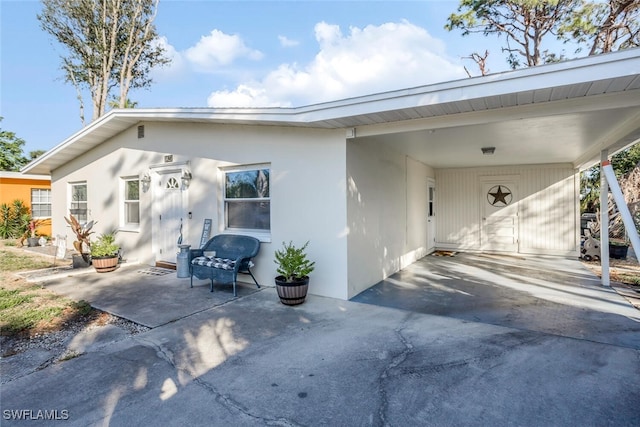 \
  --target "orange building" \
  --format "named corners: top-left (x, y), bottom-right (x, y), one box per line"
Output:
top-left (0, 172), bottom-right (52, 237)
